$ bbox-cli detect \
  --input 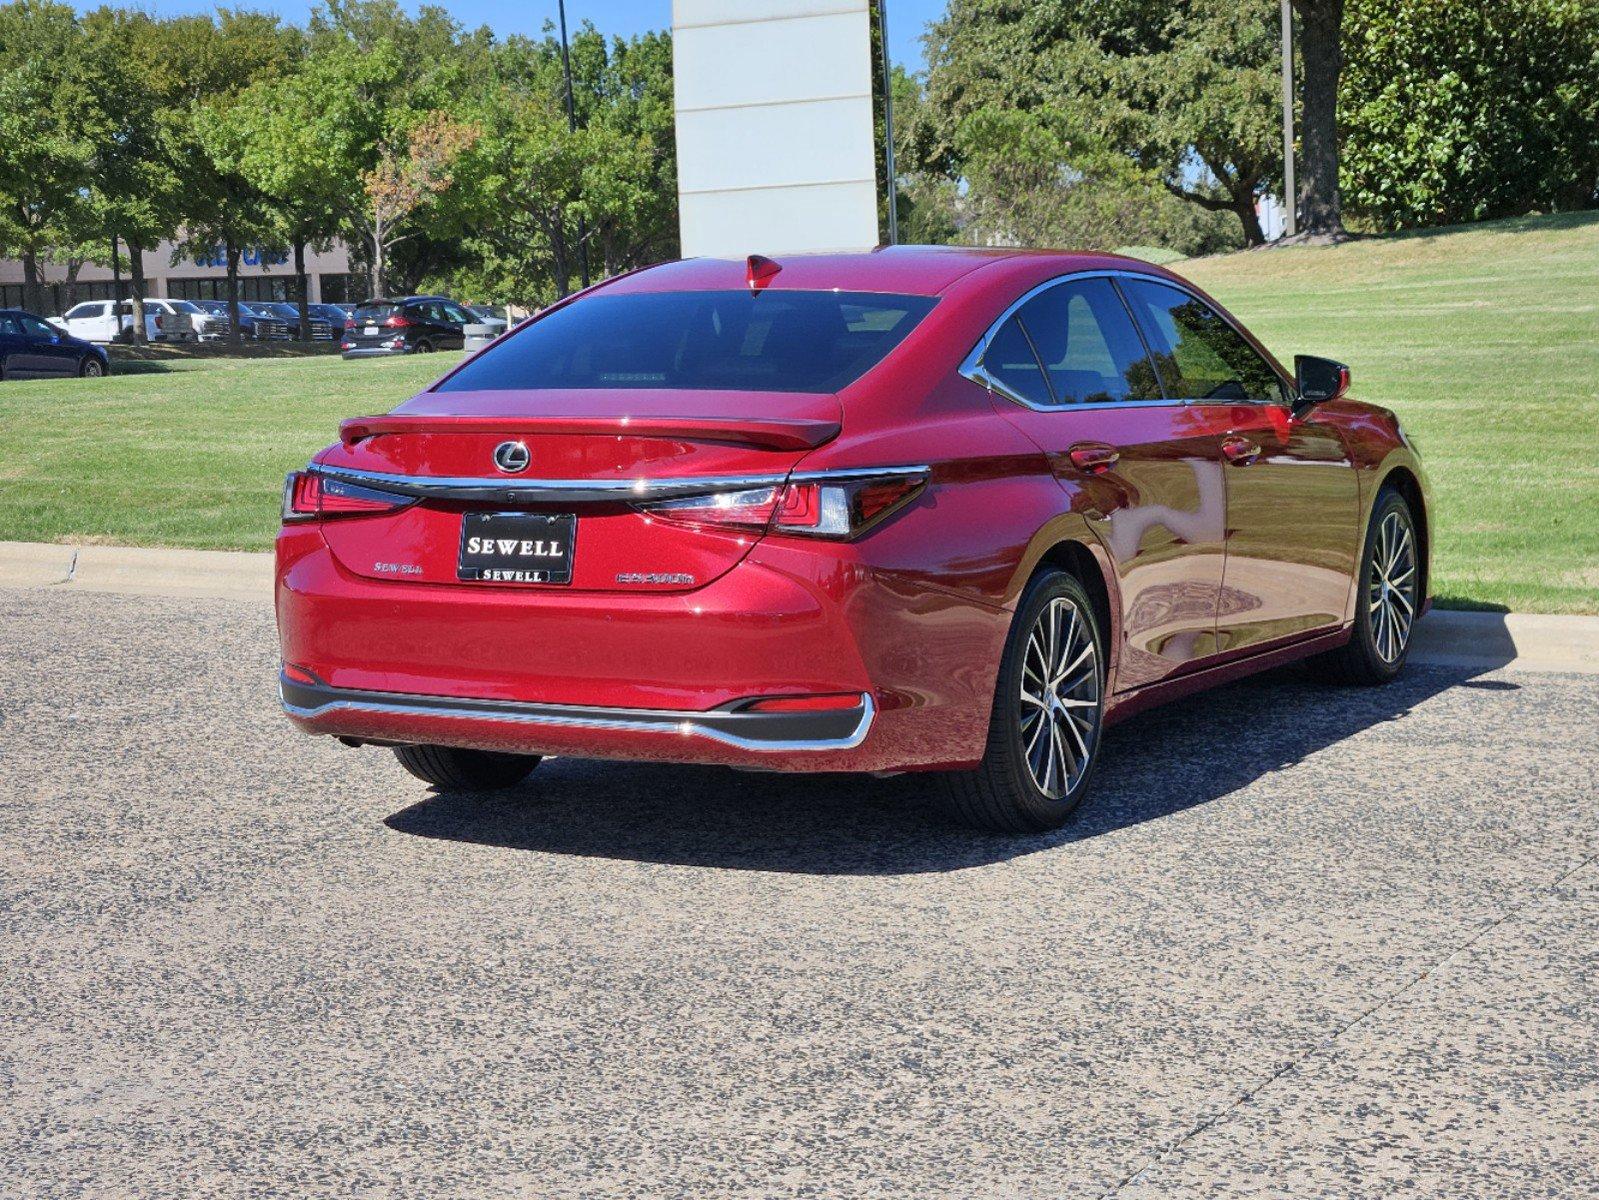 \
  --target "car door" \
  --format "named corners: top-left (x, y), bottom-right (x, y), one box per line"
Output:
top-left (1120, 278), bottom-right (1362, 654)
top-left (970, 275), bottom-right (1230, 690)
top-left (0, 314), bottom-right (31, 378)
top-left (17, 313), bottom-right (78, 376)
